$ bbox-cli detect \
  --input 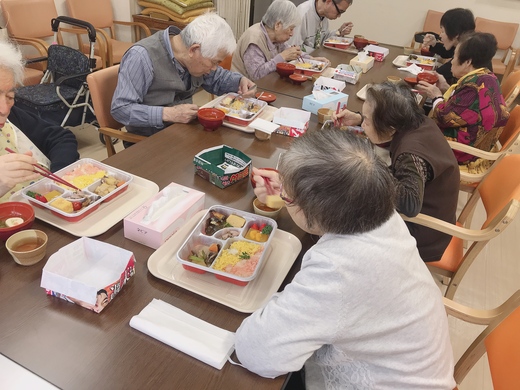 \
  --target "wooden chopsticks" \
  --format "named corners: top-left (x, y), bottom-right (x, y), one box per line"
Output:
top-left (4, 147), bottom-right (80, 190)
